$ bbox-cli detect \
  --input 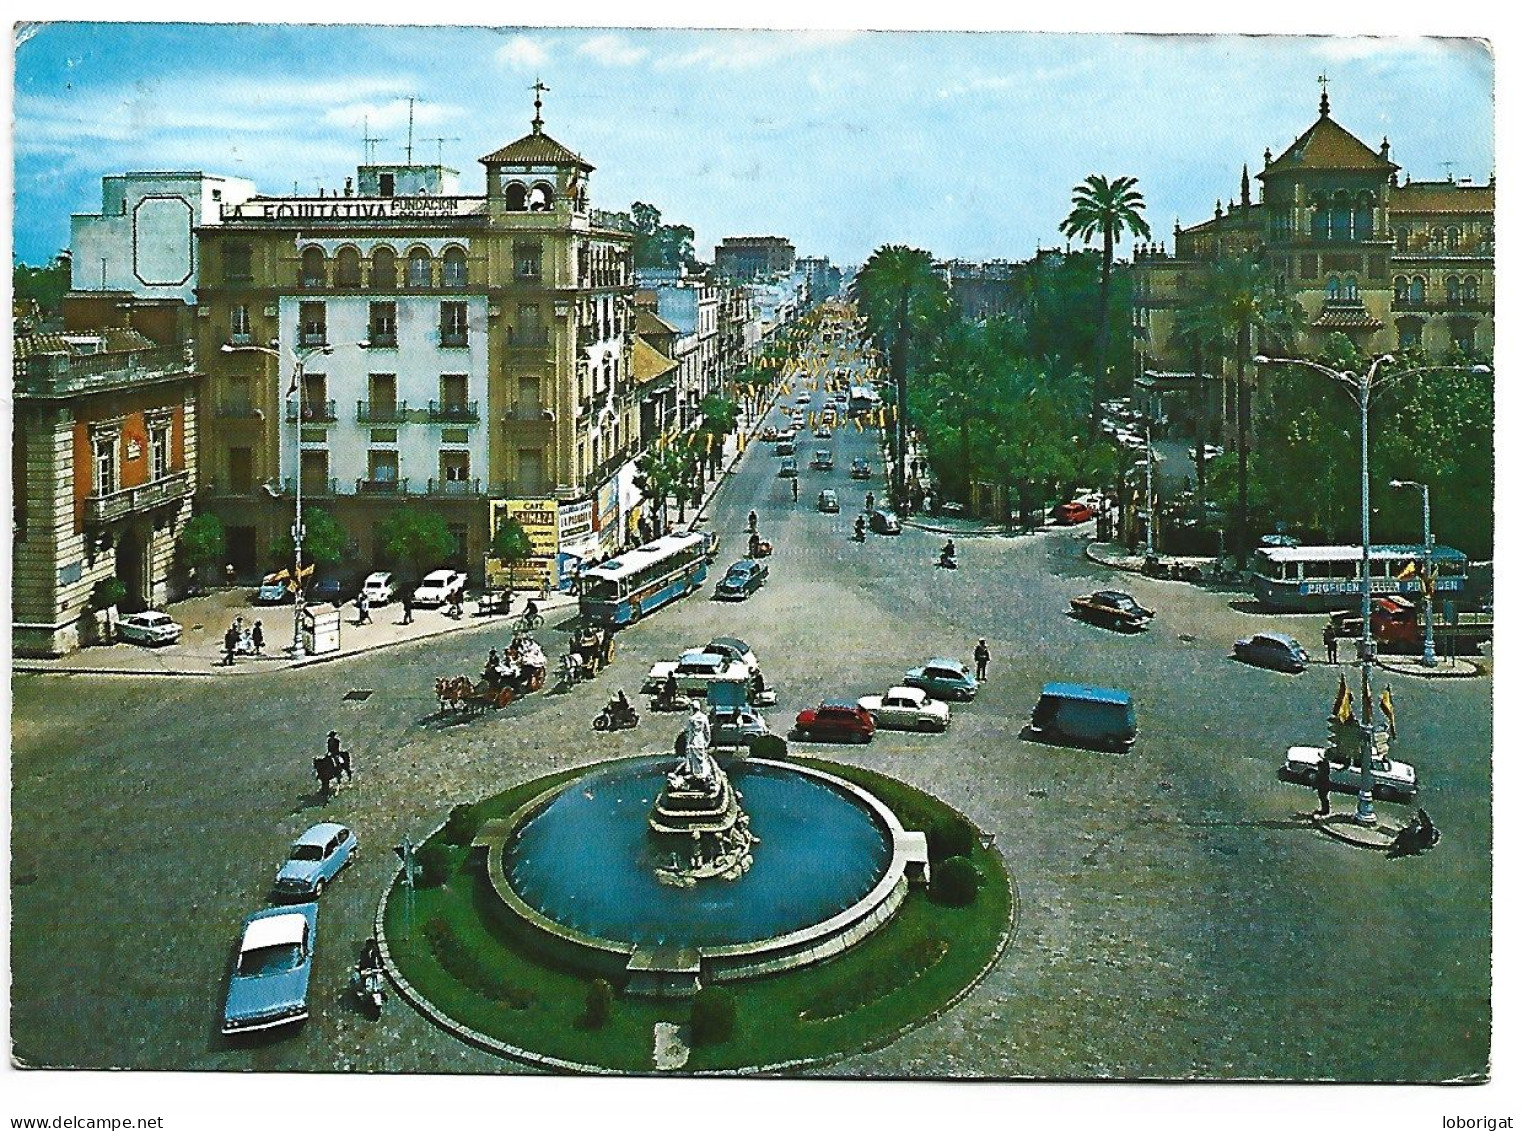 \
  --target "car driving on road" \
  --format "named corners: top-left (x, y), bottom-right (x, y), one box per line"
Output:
top-left (272, 822), bottom-right (357, 900)
top-left (868, 509), bottom-right (901, 535)
top-left (1234, 631), bottom-right (1309, 673)
top-left (903, 658), bottom-right (979, 701)
top-left (221, 905), bottom-right (318, 1036)
top-left (857, 685), bottom-right (950, 732)
top-left (716, 559), bottom-right (768, 600)
top-left (1070, 590), bottom-right (1154, 632)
